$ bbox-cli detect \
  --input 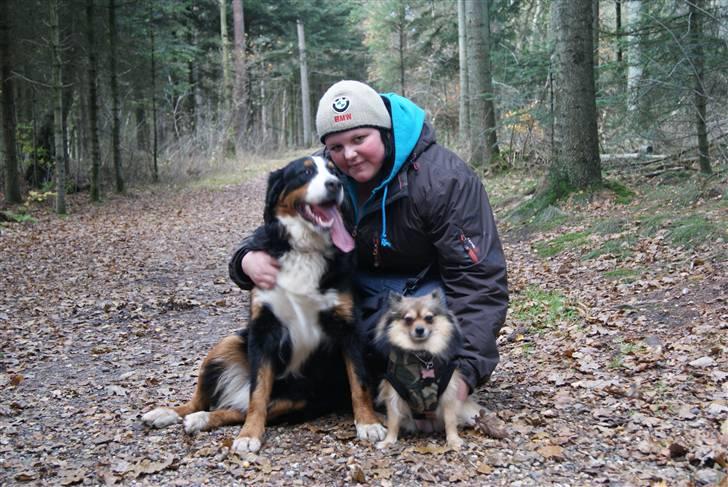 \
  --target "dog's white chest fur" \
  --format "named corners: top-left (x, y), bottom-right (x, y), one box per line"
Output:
top-left (255, 248), bottom-right (338, 376)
